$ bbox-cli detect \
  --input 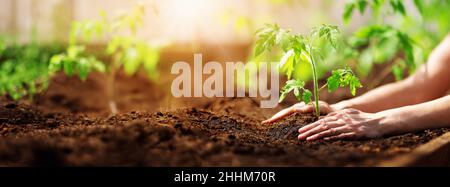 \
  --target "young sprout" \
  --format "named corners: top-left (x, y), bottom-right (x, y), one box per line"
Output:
top-left (50, 3), bottom-right (160, 114)
top-left (254, 24), bottom-right (362, 117)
